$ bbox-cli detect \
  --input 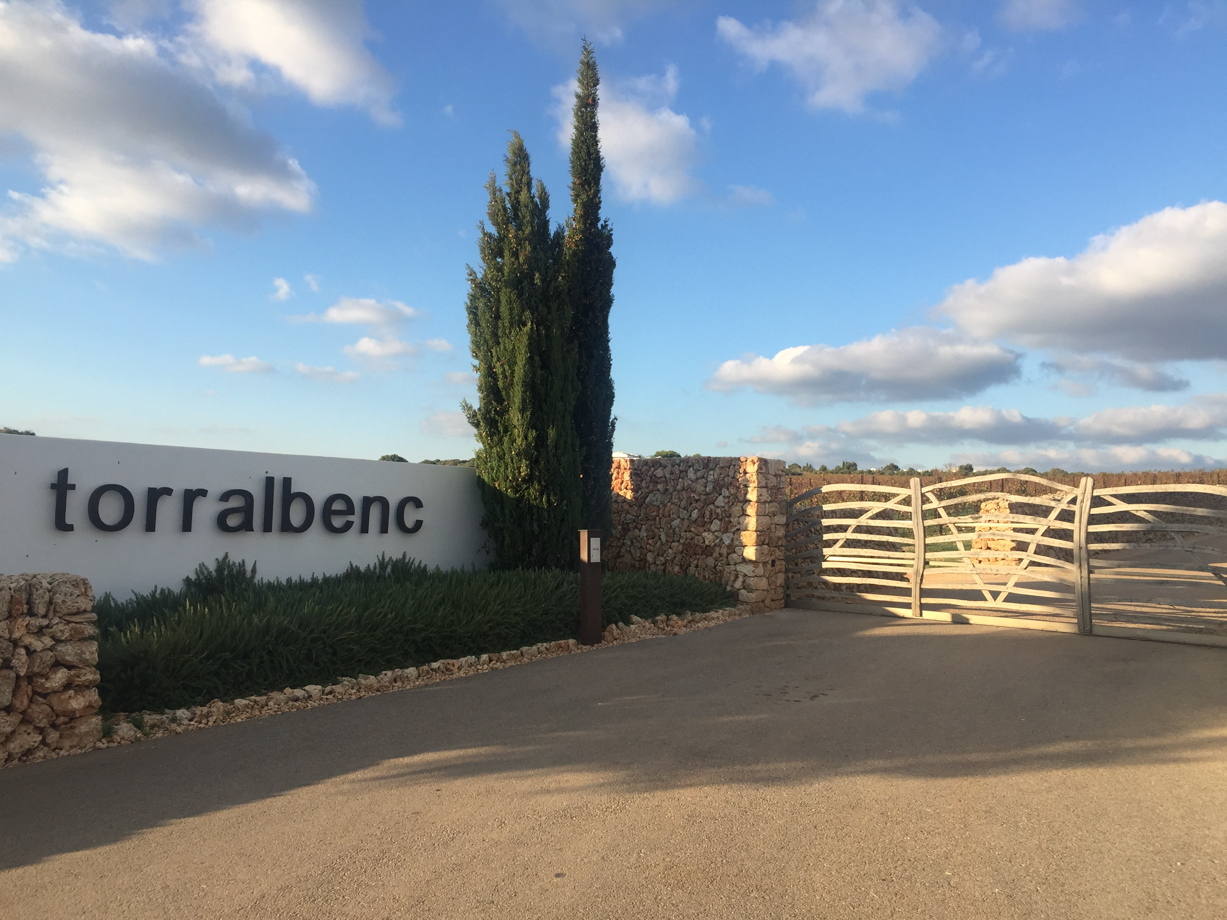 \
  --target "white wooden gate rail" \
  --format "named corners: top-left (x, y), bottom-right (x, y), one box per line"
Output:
top-left (785, 473), bottom-right (1227, 648)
